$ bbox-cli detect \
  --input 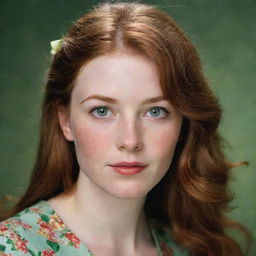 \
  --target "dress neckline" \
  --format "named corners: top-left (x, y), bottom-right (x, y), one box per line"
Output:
top-left (36, 200), bottom-right (163, 256)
